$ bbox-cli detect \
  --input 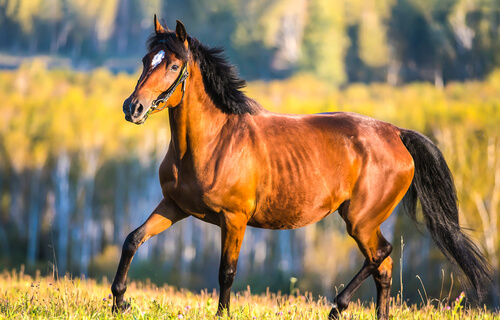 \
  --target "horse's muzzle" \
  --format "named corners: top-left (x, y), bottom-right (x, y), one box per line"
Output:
top-left (123, 97), bottom-right (145, 123)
